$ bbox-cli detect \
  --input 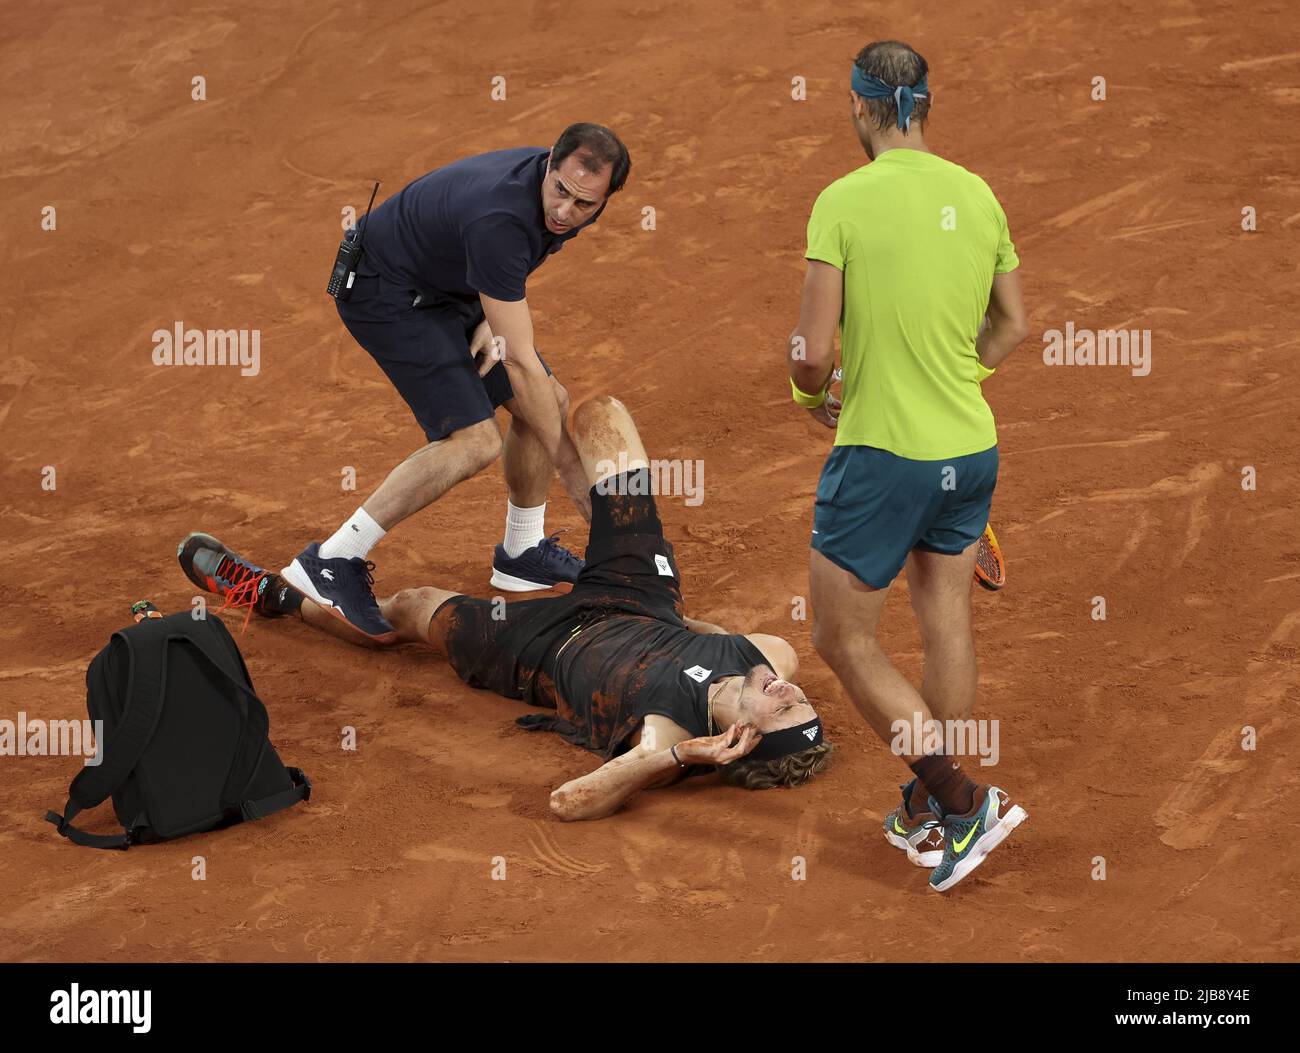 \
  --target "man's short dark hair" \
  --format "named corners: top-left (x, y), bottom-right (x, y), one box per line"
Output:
top-left (853, 40), bottom-right (931, 133)
top-left (550, 123), bottom-right (631, 195)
